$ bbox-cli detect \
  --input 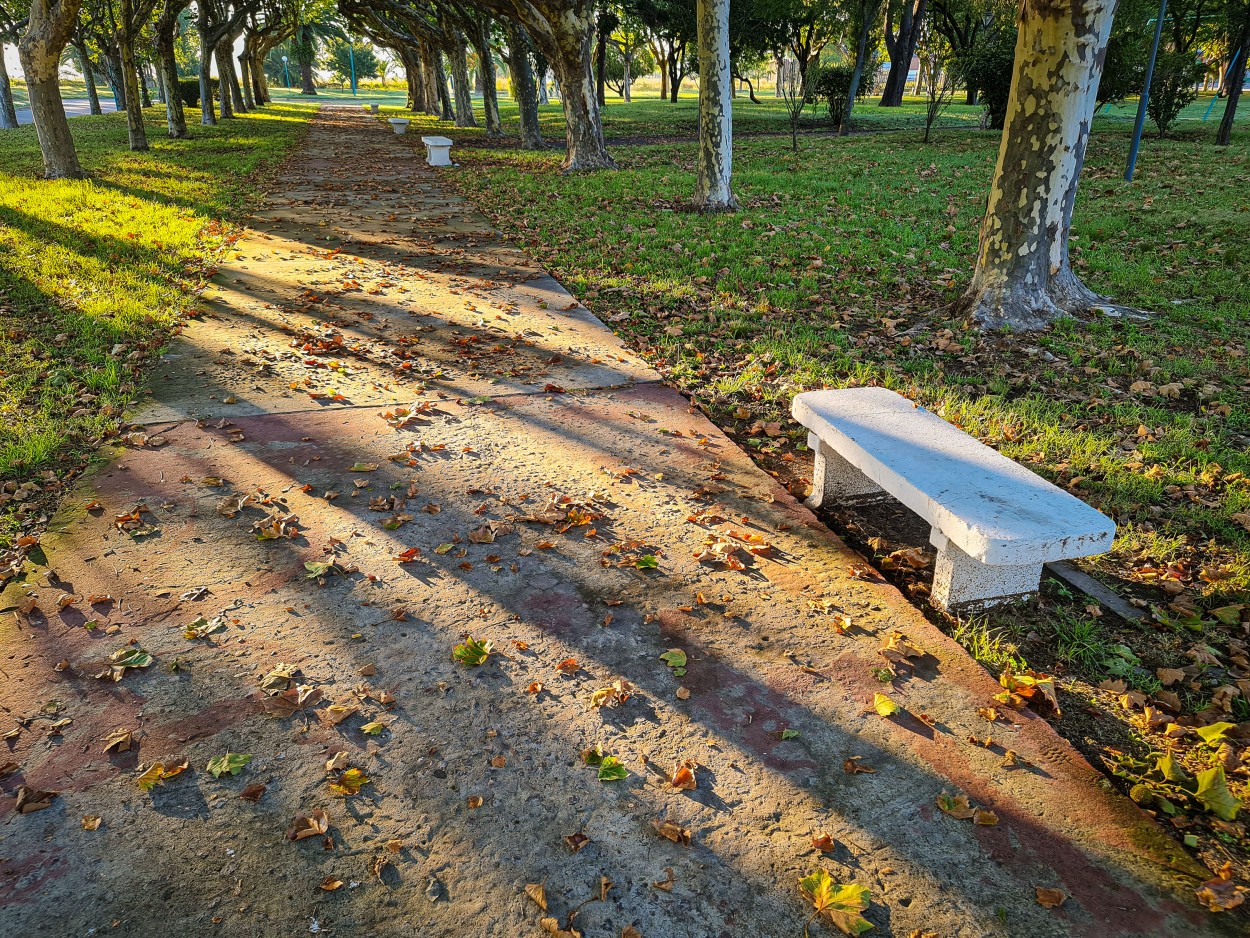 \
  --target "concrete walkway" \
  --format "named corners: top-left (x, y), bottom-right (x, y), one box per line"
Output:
top-left (0, 106), bottom-right (1230, 937)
